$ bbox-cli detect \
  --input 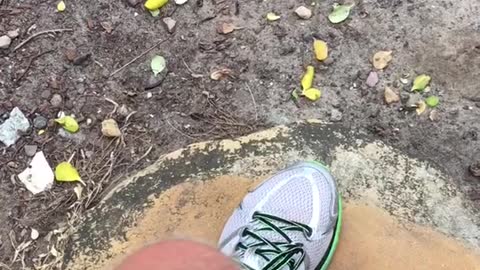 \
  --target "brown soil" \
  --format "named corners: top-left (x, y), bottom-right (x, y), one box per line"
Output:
top-left (70, 176), bottom-right (480, 270)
